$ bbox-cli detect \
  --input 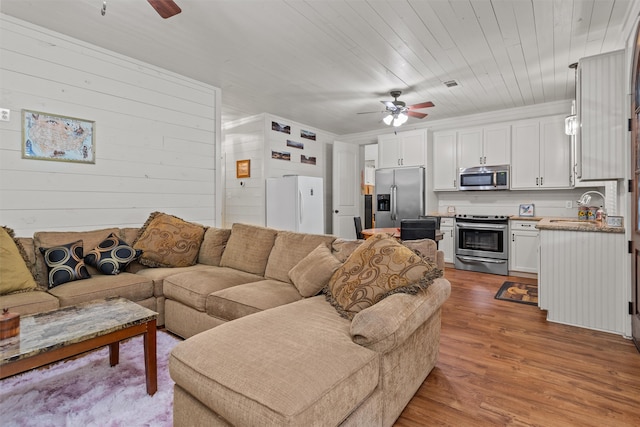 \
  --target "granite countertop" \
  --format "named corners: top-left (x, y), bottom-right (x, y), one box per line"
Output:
top-left (536, 217), bottom-right (625, 233)
top-left (509, 216), bottom-right (546, 221)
